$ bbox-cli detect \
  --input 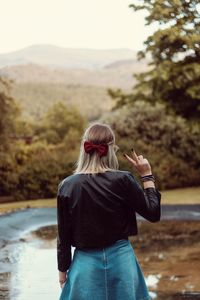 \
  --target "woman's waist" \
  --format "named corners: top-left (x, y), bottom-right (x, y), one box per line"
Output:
top-left (74, 236), bottom-right (130, 254)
